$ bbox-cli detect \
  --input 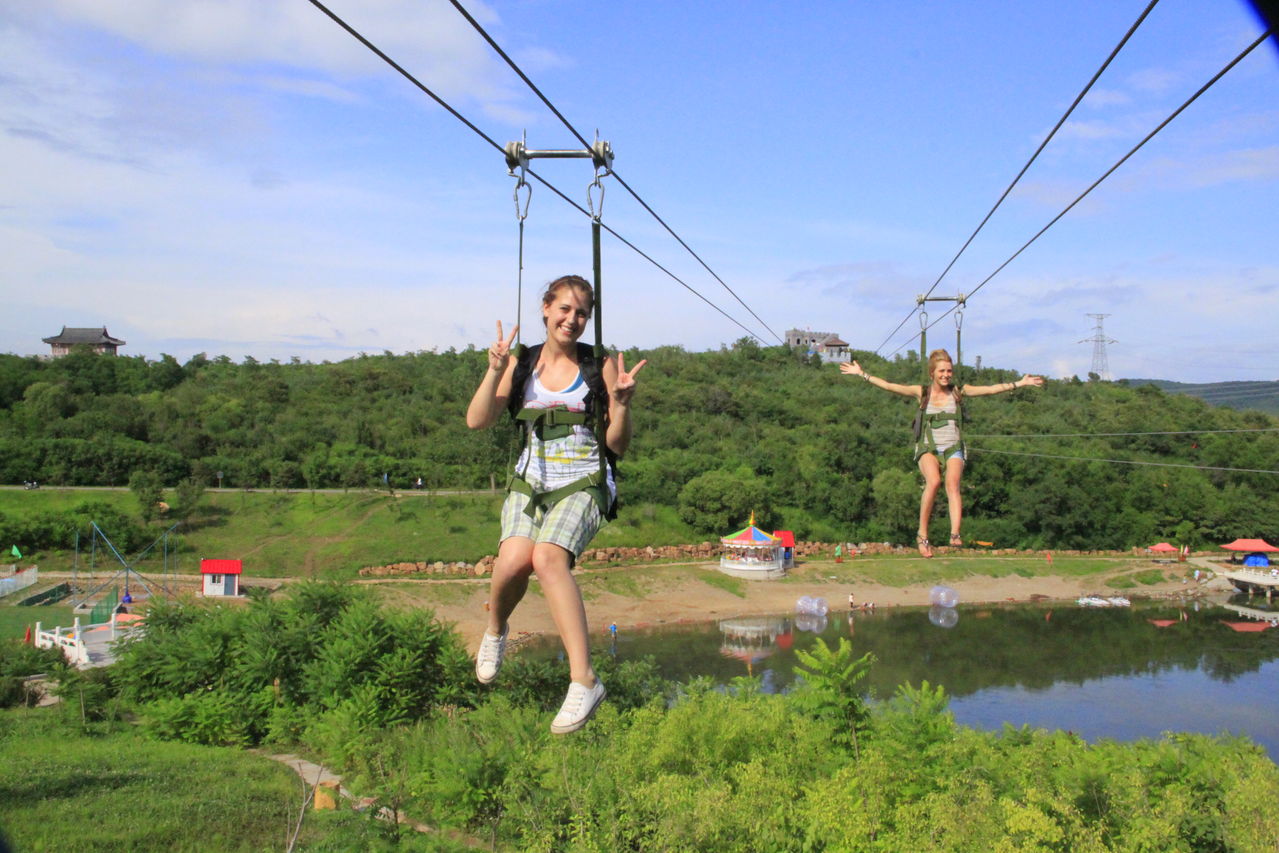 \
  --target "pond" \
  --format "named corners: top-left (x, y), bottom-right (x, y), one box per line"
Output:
top-left (526, 595), bottom-right (1279, 761)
